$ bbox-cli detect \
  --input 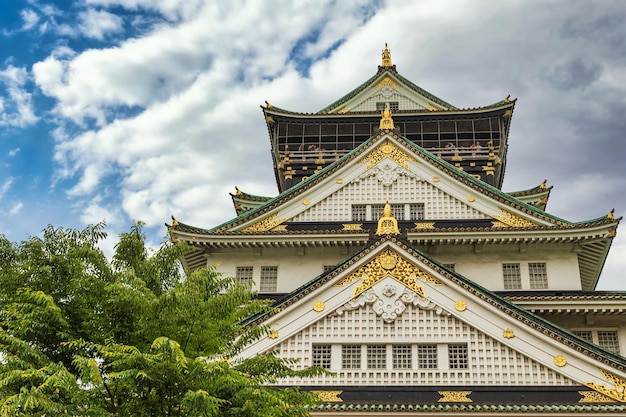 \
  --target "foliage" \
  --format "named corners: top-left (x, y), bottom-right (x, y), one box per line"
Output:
top-left (0, 223), bottom-right (321, 416)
